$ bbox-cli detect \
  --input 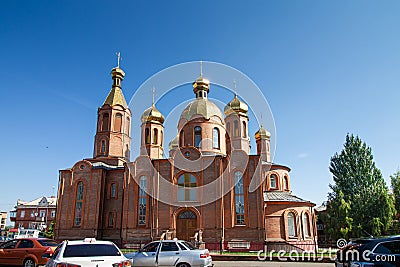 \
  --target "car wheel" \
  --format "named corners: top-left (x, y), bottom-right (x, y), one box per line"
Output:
top-left (23, 258), bottom-right (36, 267)
top-left (177, 263), bottom-right (191, 267)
